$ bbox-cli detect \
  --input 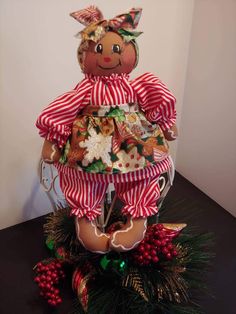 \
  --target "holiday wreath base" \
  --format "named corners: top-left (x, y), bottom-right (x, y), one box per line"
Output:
top-left (33, 206), bottom-right (213, 314)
